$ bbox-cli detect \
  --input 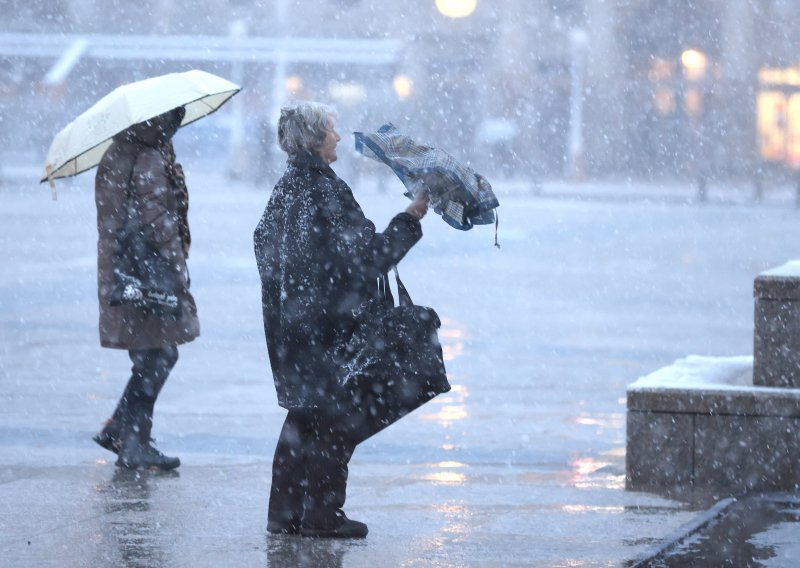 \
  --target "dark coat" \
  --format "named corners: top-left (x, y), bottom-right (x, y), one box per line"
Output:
top-left (254, 152), bottom-right (422, 410)
top-left (94, 121), bottom-right (200, 350)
